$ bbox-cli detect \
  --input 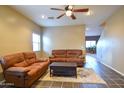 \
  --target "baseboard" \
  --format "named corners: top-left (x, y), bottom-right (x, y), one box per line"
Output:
top-left (98, 60), bottom-right (124, 77)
